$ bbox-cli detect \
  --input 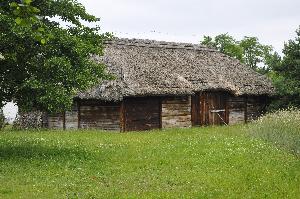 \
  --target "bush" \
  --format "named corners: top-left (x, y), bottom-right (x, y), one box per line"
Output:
top-left (248, 108), bottom-right (300, 155)
top-left (13, 111), bottom-right (43, 130)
